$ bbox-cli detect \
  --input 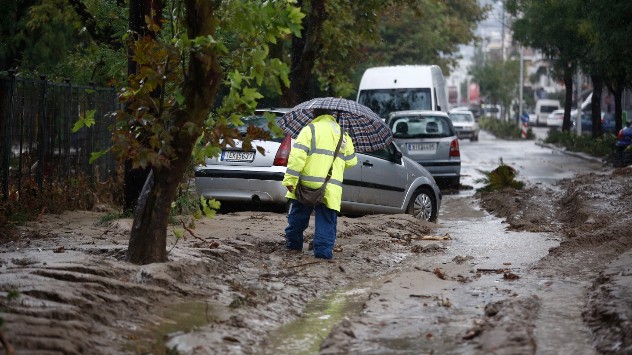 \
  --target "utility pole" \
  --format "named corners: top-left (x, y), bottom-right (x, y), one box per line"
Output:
top-left (519, 46), bottom-right (524, 127)
top-left (576, 69), bottom-right (582, 135)
top-left (501, 0), bottom-right (506, 62)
